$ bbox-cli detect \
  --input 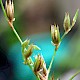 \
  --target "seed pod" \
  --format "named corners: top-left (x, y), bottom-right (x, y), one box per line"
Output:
top-left (51, 25), bottom-right (60, 46)
top-left (24, 44), bottom-right (33, 60)
top-left (63, 12), bottom-right (71, 32)
top-left (34, 54), bottom-right (44, 73)
top-left (5, 0), bottom-right (14, 22)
